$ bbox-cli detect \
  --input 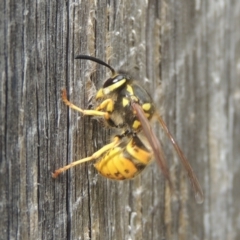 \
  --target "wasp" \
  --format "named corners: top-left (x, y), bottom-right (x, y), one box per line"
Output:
top-left (52, 55), bottom-right (204, 204)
